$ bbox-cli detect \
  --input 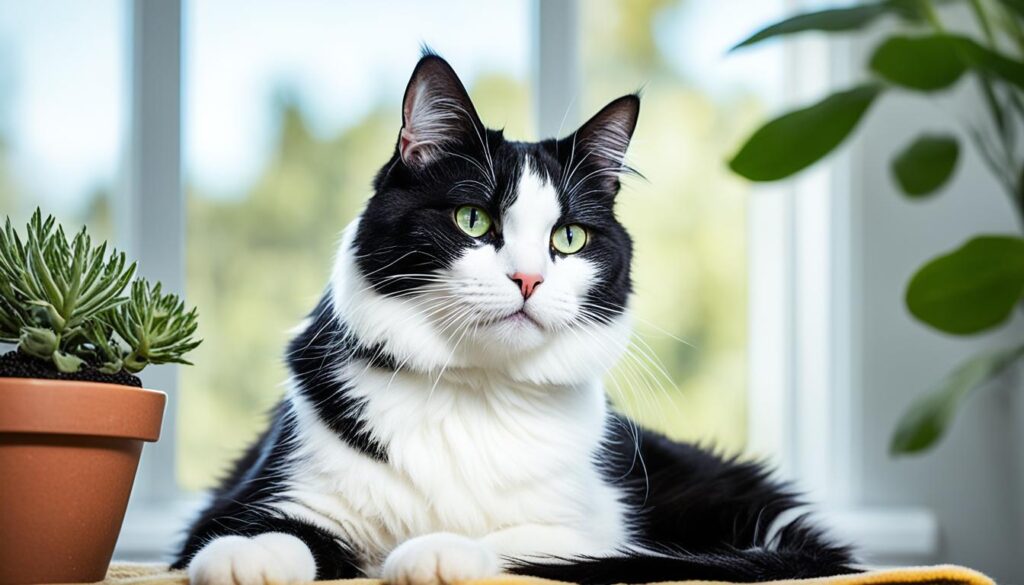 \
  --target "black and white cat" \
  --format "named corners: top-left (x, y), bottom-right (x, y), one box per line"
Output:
top-left (173, 54), bottom-right (857, 585)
